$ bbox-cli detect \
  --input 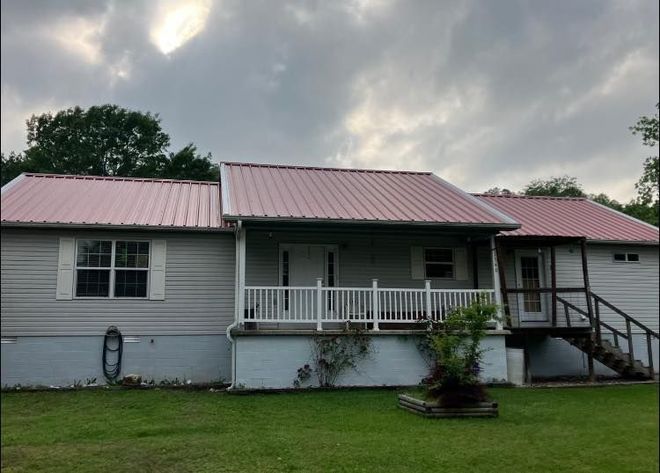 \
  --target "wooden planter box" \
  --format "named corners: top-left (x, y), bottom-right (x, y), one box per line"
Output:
top-left (398, 394), bottom-right (498, 418)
